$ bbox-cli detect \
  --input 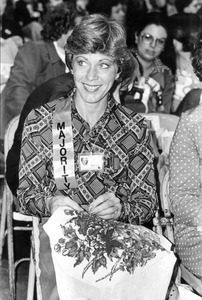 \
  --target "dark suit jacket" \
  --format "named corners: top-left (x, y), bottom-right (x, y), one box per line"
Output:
top-left (6, 73), bottom-right (74, 196)
top-left (2, 40), bottom-right (66, 135)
